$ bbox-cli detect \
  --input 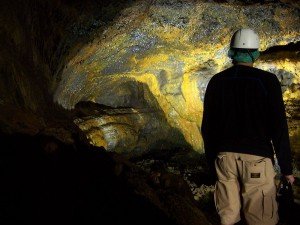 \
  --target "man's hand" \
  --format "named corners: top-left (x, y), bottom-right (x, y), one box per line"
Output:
top-left (285, 174), bottom-right (295, 185)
